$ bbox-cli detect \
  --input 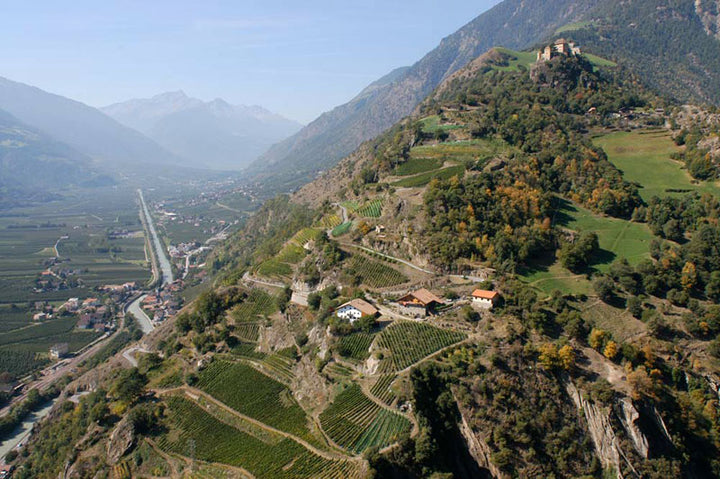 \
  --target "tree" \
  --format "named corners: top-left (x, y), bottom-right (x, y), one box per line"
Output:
top-left (593, 276), bottom-right (614, 302)
top-left (589, 329), bottom-right (609, 351)
top-left (112, 368), bottom-right (147, 404)
top-left (627, 296), bottom-right (643, 318)
top-left (603, 341), bottom-right (619, 360)
top-left (538, 343), bottom-right (559, 370)
top-left (558, 345), bottom-right (576, 371)
top-left (681, 262), bottom-right (697, 291)
top-left (705, 271), bottom-right (720, 302)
